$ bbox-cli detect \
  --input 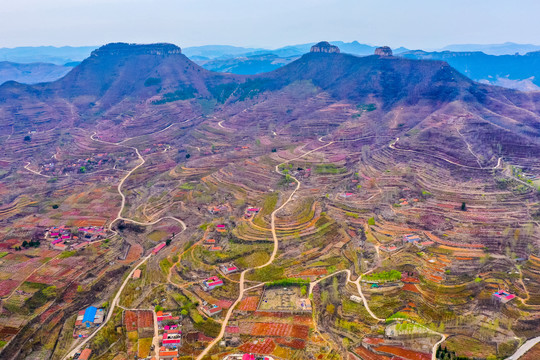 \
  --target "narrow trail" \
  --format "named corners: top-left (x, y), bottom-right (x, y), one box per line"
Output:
top-left (90, 132), bottom-right (187, 231)
top-left (308, 270), bottom-right (384, 322)
top-left (62, 254), bottom-right (152, 360)
top-left (308, 261), bottom-right (445, 360)
top-left (61, 131), bottom-right (188, 360)
top-left (24, 162), bottom-right (51, 178)
top-left (506, 336), bottom-right (540, 360)
top-left (455, 127), bottom-right (483, 168)
top-left (3, 253), bottom-right (62, 301)
top-left (389, 137), bottom-right (503, 170)
top-left (196, 140), bottom-right (333, 360)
